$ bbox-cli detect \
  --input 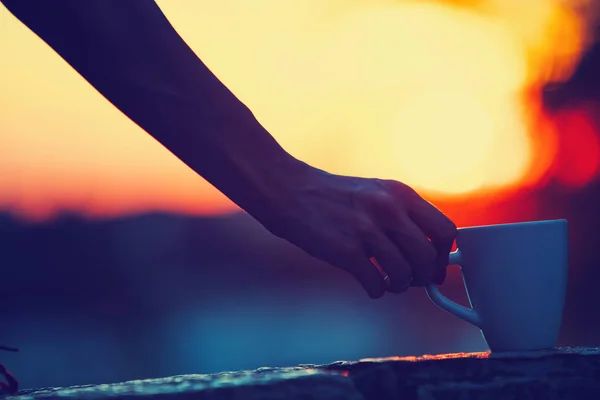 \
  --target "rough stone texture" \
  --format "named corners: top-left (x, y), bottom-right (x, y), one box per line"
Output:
top-left (5, 347), bottom-right (600, 400)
